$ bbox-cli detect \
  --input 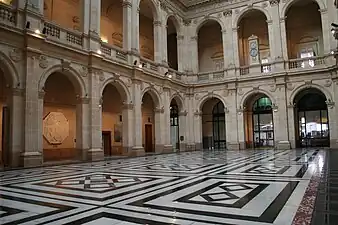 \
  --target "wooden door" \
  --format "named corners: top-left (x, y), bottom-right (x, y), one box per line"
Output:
top-left (102, 131), bottom-right (112, 156)
top-left (145, 124), bottom-right (153, 152)
top-left (2, 106), bottom-right (10, 167)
